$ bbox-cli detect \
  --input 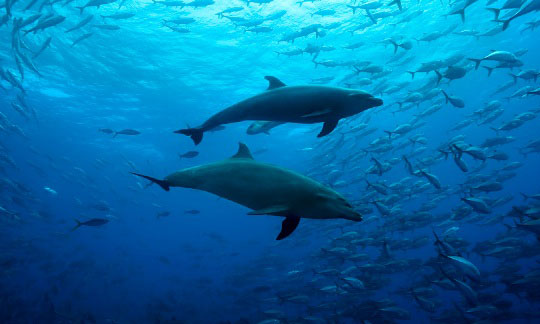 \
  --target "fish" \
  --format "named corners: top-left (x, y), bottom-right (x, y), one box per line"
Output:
top-left (130, 143), bottom-right (362, 240)
top-left (468, 51), bottom-right (519, 70)
top-left (175, 76), bottom-right (382, 145)
top-left (76, 0), bottom-right (117, 14)
top-left (246, 121), bottom-right (284, 135)
top-left (114, 129), bottom-right (140, 137)
top-left (178, 151), bottom-right (199, 158)
top-left (441, 90), bottom-right (465, 108)
top-left (71, 218), bottom-right (109, 231)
